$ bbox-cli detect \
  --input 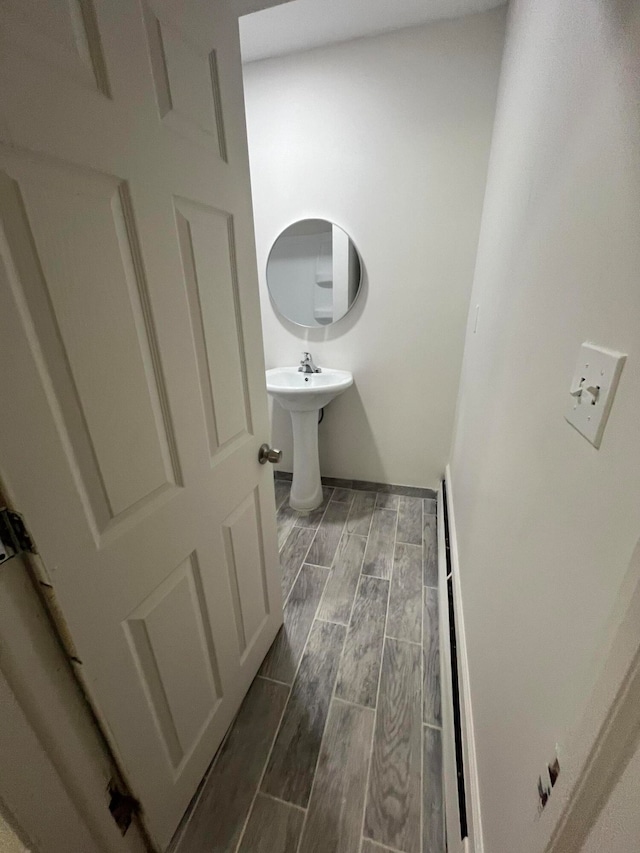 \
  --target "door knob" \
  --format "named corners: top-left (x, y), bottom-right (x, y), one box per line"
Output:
top-left (258, 443), bottom-right (282, 464)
